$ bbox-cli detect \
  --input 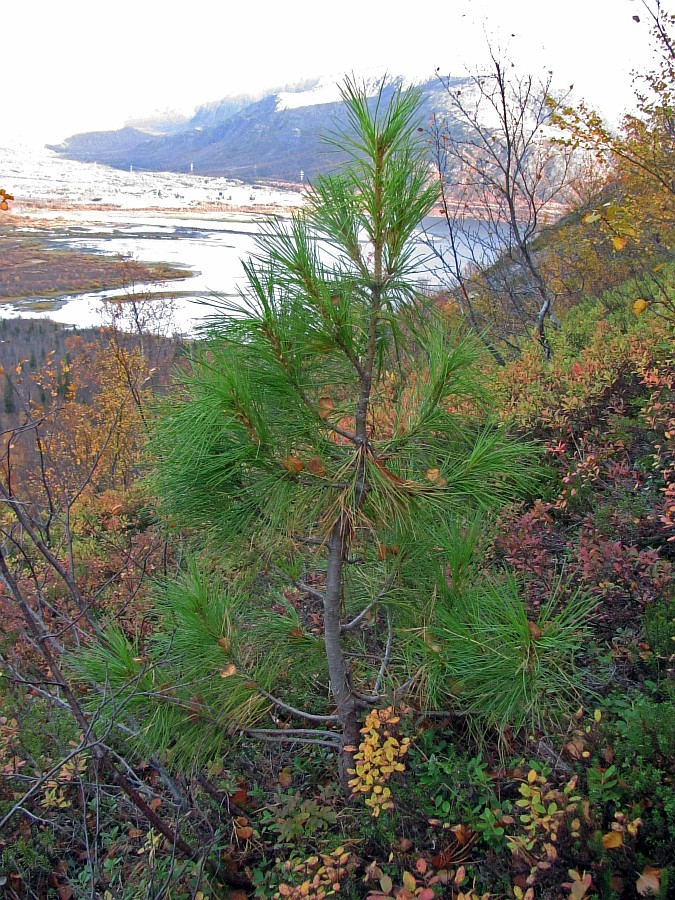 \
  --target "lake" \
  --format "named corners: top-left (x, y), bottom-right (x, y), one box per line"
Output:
top-left (0, 143), bottom-right (469, 333)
